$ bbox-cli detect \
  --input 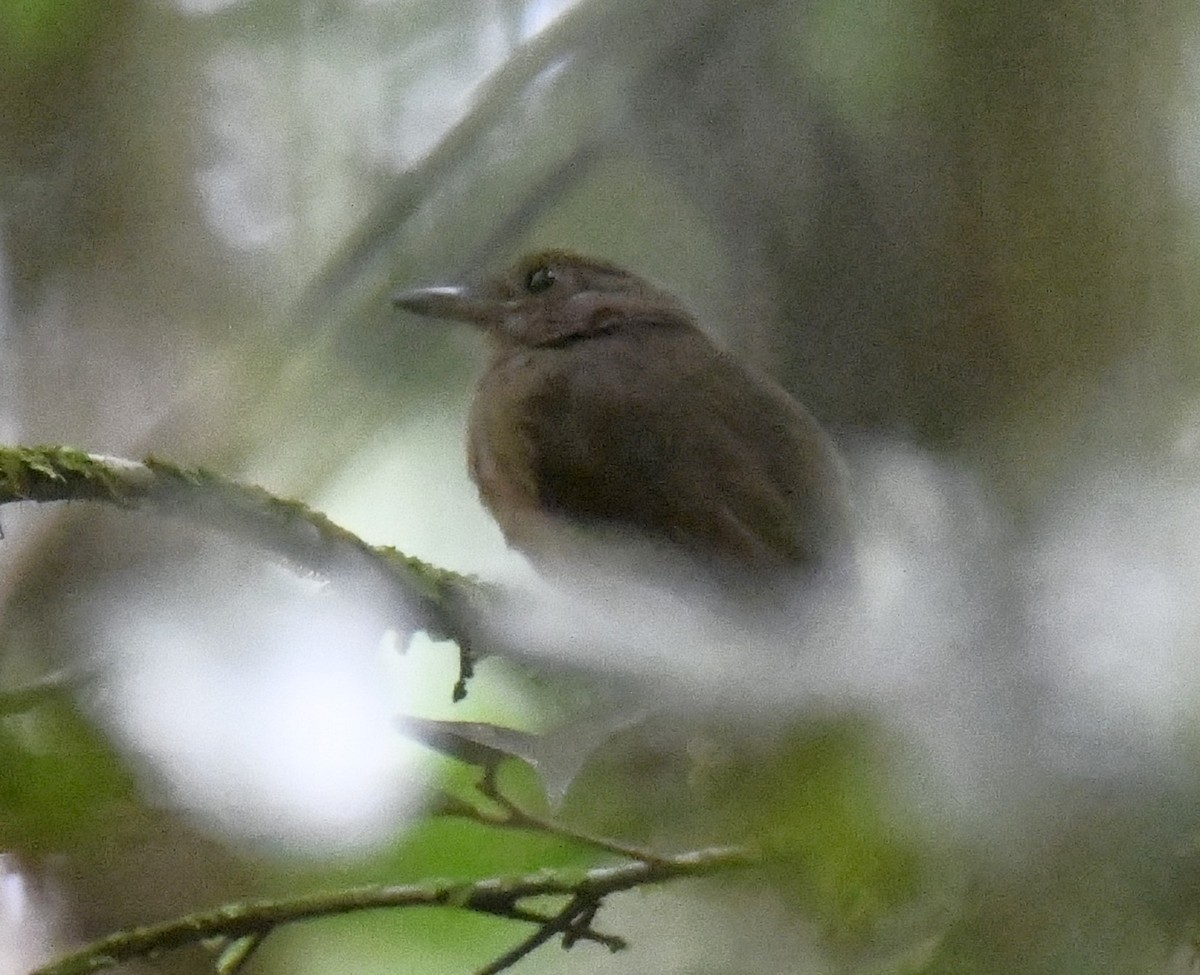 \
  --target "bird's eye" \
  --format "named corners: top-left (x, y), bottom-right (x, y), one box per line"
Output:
top-left (525, 266), bottom-right (556, 294)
